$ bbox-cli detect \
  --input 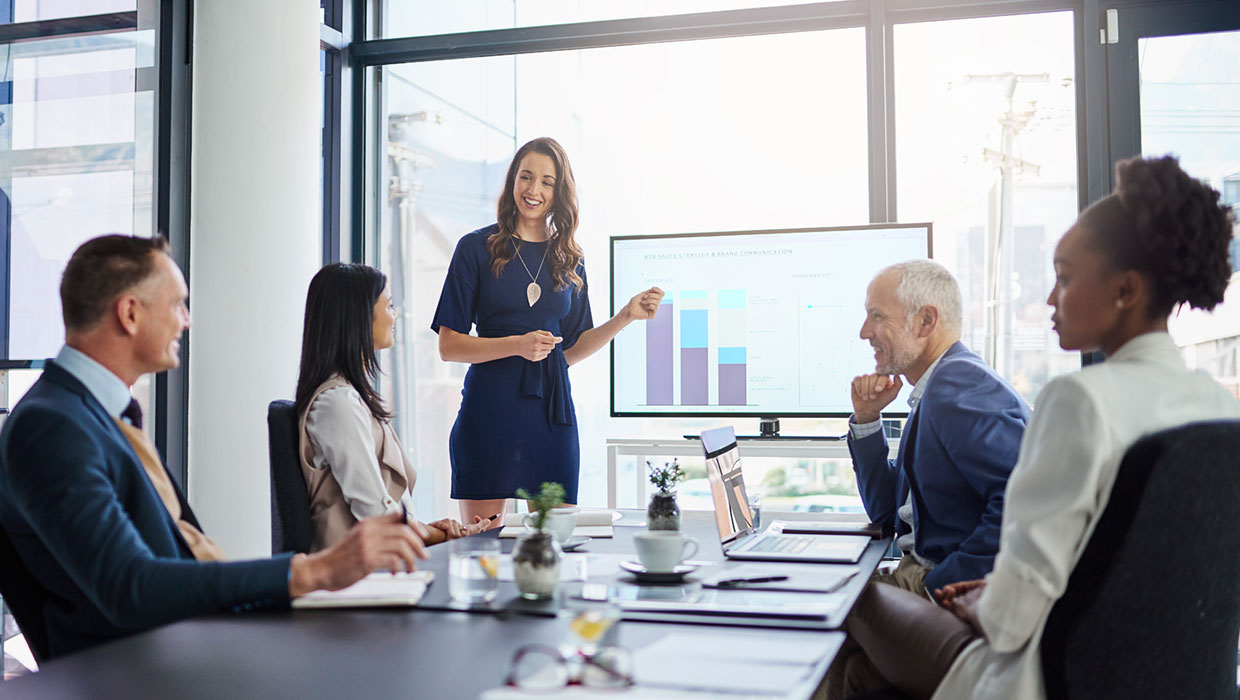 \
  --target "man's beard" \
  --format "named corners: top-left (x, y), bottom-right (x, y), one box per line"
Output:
top-left (875, 325), bottom-right (919, 375)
